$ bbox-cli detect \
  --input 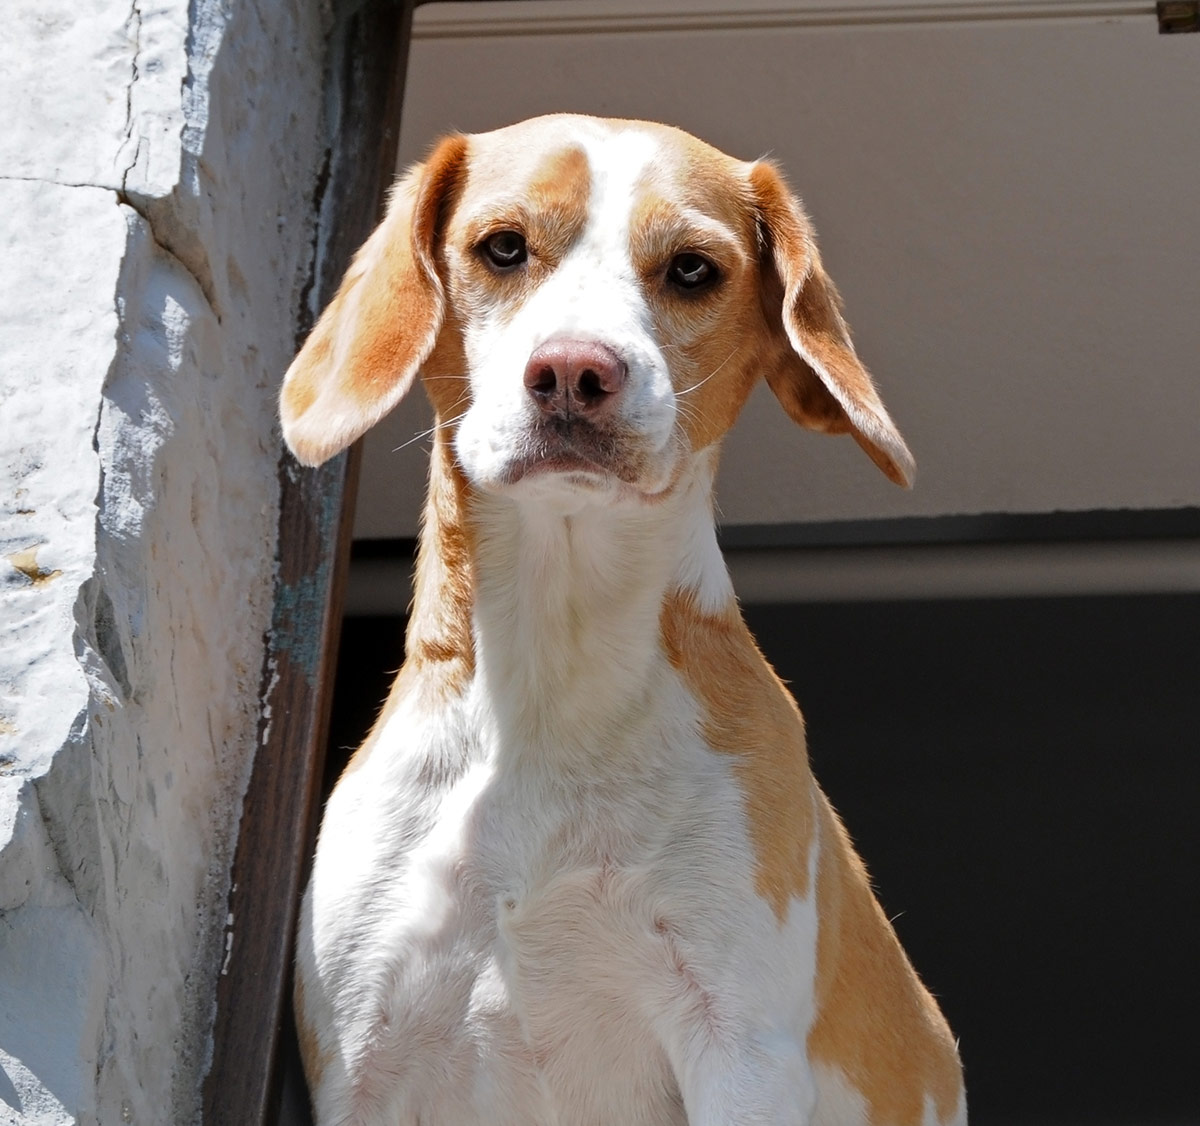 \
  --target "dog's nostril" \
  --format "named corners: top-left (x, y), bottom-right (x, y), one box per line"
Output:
top-left (528, 366), bottom-right (557, 397)
top-left (578, 369), bottom-right (606, 402)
